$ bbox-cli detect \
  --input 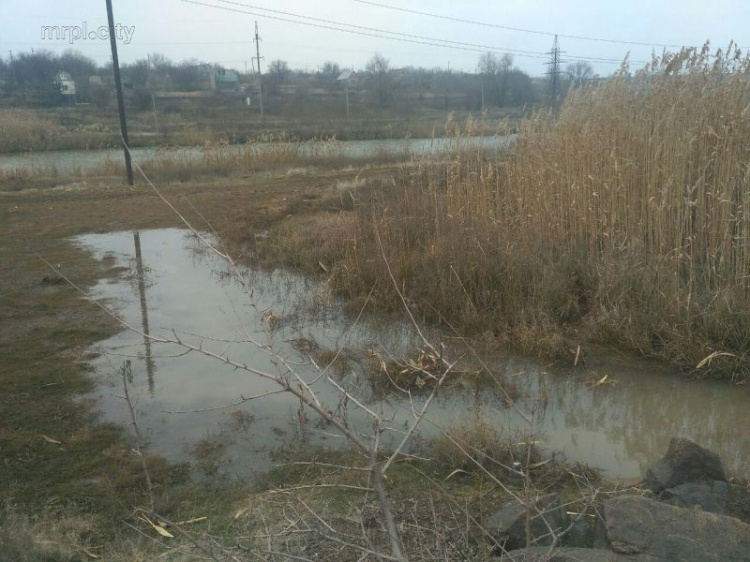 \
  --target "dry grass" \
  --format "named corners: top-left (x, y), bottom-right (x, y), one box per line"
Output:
top-left (425, 416), bottom-right (541, 477)
top-left (303, 45), bottom-right (750, 380)
top-left (0, 109), bottom-right (60, 153)
top-left (1, 134), bottom-right (408, 188)
top-left (0, 505), bottom-right (103, 561)
top-left (132, 135), bottom-right (347, 181)
top-left (0, 109), bottom-right (120, 153)
top-left (0, 504), bottom-right (209, 561)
